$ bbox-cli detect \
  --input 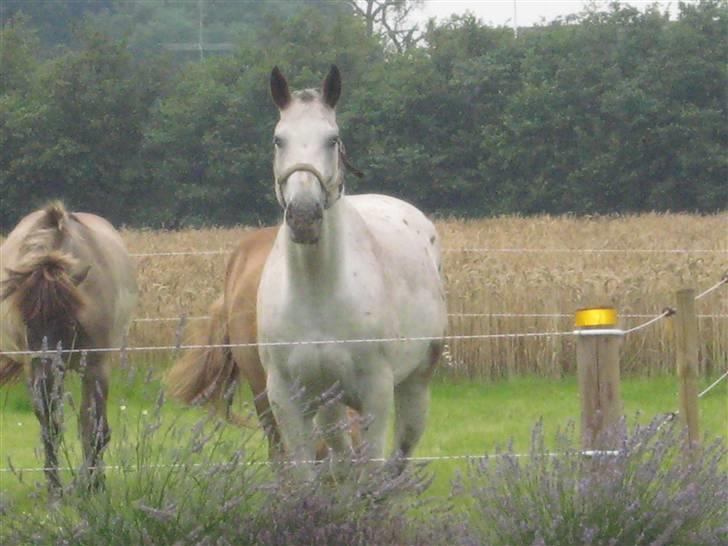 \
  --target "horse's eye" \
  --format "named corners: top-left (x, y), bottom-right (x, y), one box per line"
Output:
top-left (273, 136), bottom-right (283, 148)
top-left (328, 136), bottom-right (339, 148)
